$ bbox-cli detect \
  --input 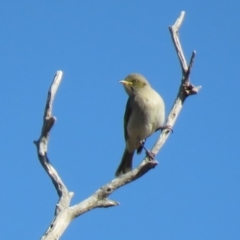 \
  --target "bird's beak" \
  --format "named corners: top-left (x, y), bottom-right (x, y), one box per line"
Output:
top-left (119, 80), bottom-right (133, 86)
